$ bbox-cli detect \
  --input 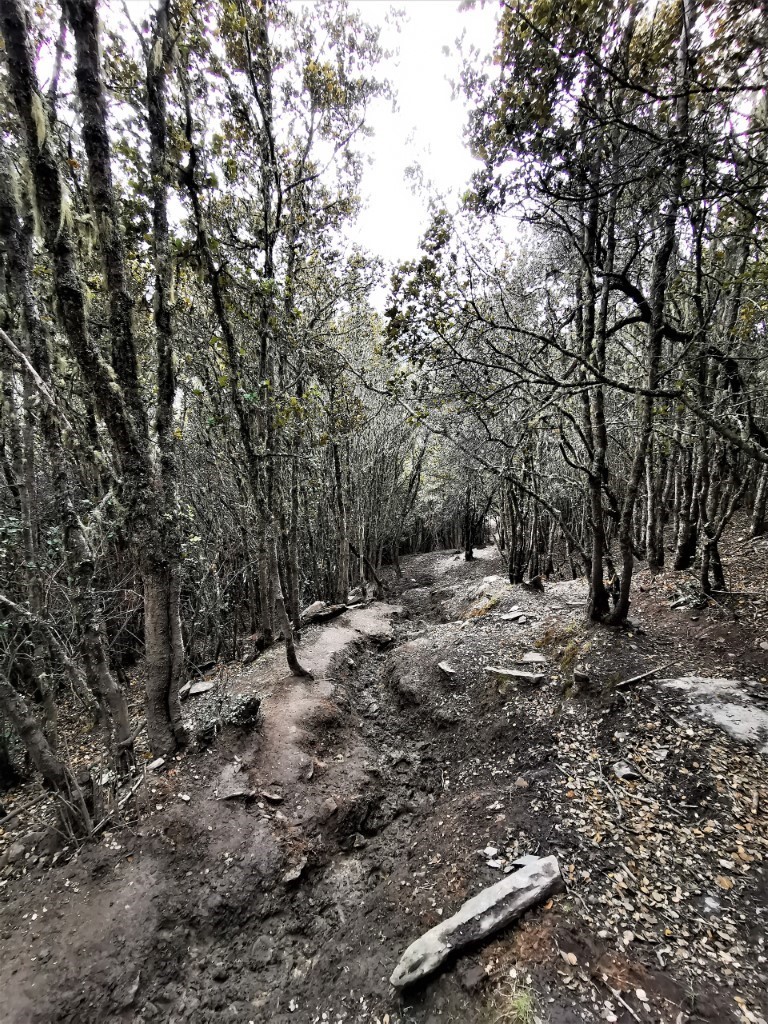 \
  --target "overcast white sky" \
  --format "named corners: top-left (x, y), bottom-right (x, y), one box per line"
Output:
top-left (345, 1), bottom-right (499, 264)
